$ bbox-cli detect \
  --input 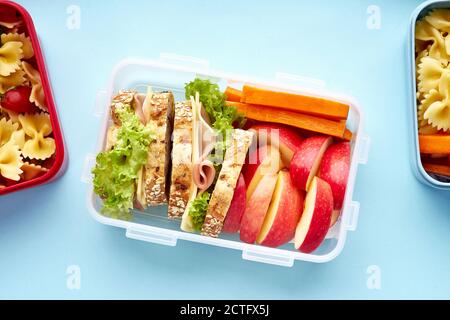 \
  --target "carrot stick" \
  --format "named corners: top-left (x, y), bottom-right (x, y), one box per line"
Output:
top-left (419, 134), bottom-right (450, 154)
top-left (423, 162), bottom-right (450, 177)
top-left (224, 87), bottom-right (243, 102)
top-left (343, 129), bottom-right (353, 141)
top-left (241, 84), bottom-right (349, 121)
top-left (227, 101), bottom-right (346, 138)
